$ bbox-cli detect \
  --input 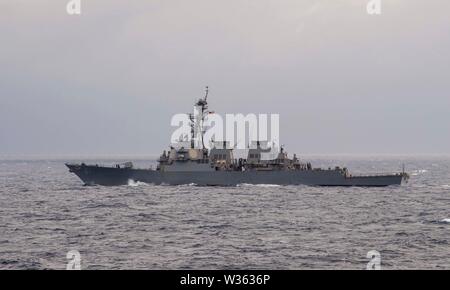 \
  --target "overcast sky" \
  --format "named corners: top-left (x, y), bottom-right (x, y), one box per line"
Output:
top-left (1, 0), bottom-right (449, 157)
